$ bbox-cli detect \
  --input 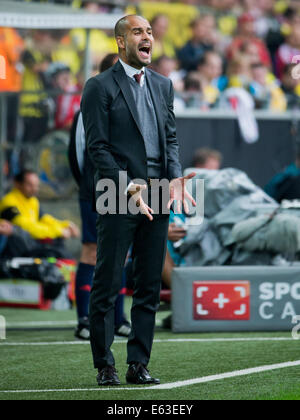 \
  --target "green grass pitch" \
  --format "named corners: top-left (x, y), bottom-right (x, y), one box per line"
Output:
top-left (0, 299), bottom-right (300, 401)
